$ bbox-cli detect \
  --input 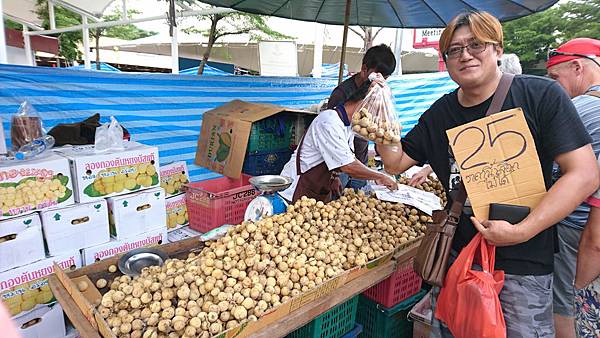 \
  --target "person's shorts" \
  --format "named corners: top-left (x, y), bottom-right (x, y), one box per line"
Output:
top-left (553, 224), bottom-right (582, 317)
